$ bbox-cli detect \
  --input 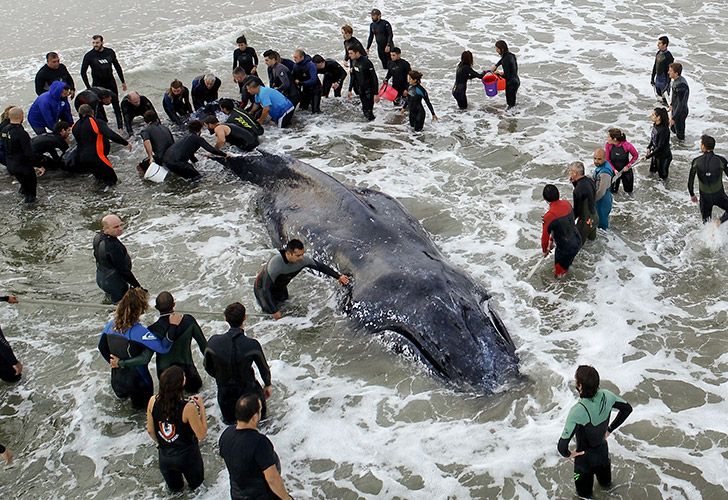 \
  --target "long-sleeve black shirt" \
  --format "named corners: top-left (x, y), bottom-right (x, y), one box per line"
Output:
top-left (647, 123), bottom-right (671, 159)
top-left (233, 47), bottom-right (259, 74)
top-left (140, 122), bottom-right (174, 162)
top-left (688, 151), bottom-right (728, 196)
top-left (454, 63), bottom-right (485, 86)
top-left (204, 327), bottom-right (271, 389)
top-left (349, 55), bottom-right (378, 93)
top-left (31, 132), bottom-right (69, 161)
top-left (385, 58), bottom-right (411, 92)
top-left (495, 52), bottom-right (519, 82)
top-left (344, 37), bottom-right (367, 64)
top-left (367, 19), bottom-right (394, 50)
top-left (572, 176), bottom-right (597, 223)
top-left (120, 95), bottom-right (156, 135)
top-left (35, 63), bottom-right (75, 96)
top-left (1, 123), bottom-right (37, 174)
top-left (162, 87), bottom-right (193, 126)
top-left (93, 232), bottom-right (141, 288)
top-left (81, 47), bottom-right (125, 88)
top-left (163, 133), bottom-right (226, 165)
